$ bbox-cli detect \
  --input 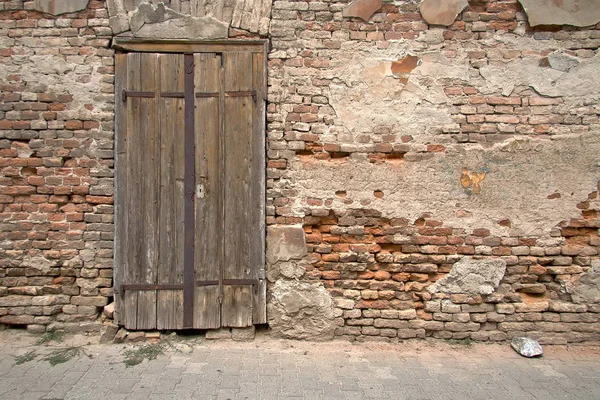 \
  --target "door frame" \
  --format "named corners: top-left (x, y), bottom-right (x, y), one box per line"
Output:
top-left (112, 39), bottom-right (269, 328)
